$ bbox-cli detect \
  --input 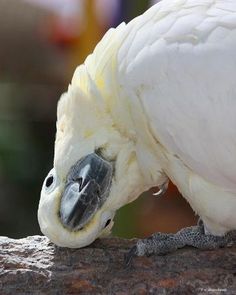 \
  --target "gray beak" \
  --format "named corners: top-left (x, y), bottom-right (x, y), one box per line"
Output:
top-left (59, 153), bottom-right (113, 231)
